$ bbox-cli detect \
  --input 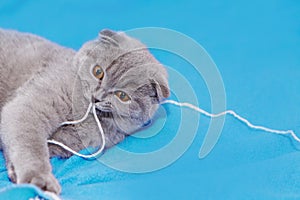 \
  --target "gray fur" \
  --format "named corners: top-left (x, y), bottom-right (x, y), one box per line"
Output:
top-left (0, 29), bottom-right (169, 194)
